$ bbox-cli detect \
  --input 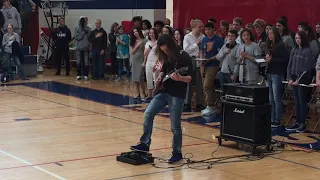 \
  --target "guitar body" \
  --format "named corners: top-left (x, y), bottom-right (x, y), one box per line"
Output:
top-left (153, 66), bottom-right (189, 97)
